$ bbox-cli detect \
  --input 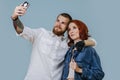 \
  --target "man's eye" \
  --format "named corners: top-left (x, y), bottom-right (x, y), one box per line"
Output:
top-left (57, 19), bottom-right (59, 22)
top-left (61, 22), bottom-right (65, 24)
